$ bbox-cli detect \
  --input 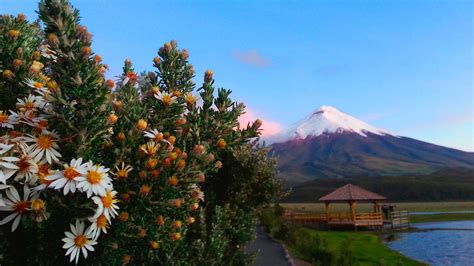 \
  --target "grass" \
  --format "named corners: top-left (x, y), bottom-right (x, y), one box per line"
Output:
top-left (287, 228), bottom-right (426, 266)
top-left (410, 213), bottom-right (474, 223)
